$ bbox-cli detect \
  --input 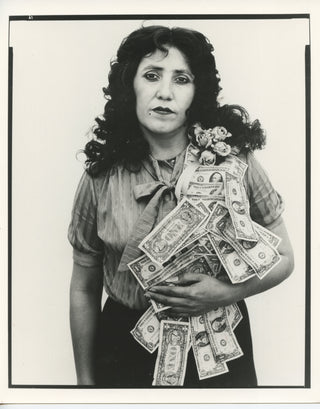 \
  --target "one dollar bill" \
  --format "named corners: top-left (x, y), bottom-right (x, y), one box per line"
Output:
top-left (204, 307), bottom-right (243, 363)
top-left (130, 306), bottom-right (160, 353)
top-left (190, 315), bottom-right (229, 380)
top-left (139, 198), bottom-right (207, 265)
top-left (152, 320), bottom-right (190, 386)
